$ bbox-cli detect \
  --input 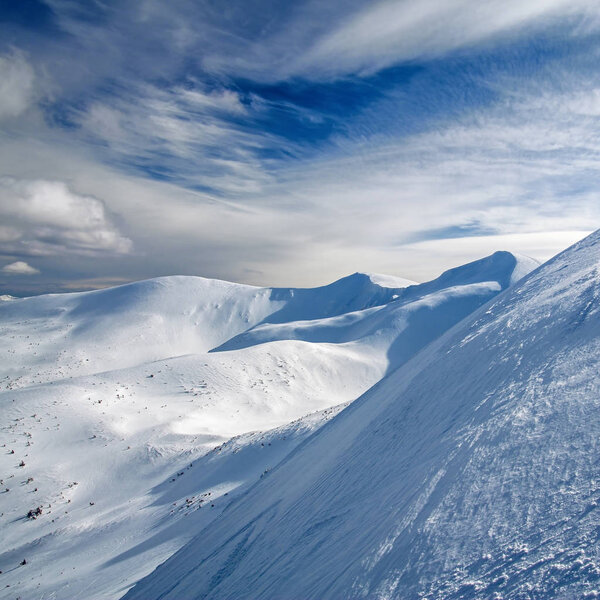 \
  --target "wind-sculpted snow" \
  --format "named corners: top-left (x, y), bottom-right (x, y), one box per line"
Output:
top-left (0, 252), bottom-right (537, 599)
top-left (125, 234), bottom-right (600, 600)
